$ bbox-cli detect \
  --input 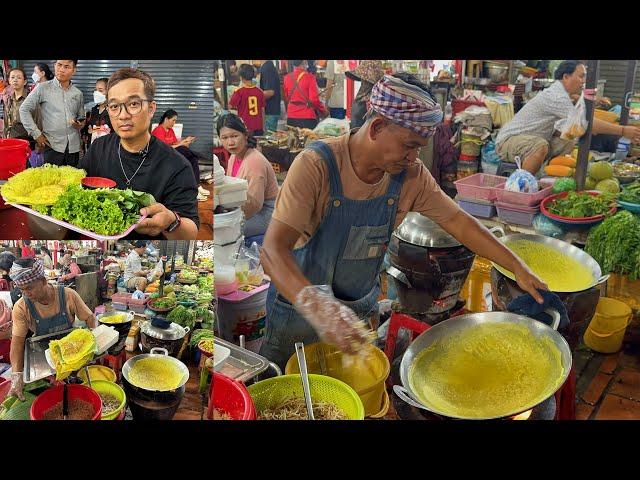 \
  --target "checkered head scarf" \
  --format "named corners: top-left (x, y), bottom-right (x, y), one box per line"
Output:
top-left (369, 75), bottom-right (443, 138)
top-left (9, 260), bottom-right (45, 287)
